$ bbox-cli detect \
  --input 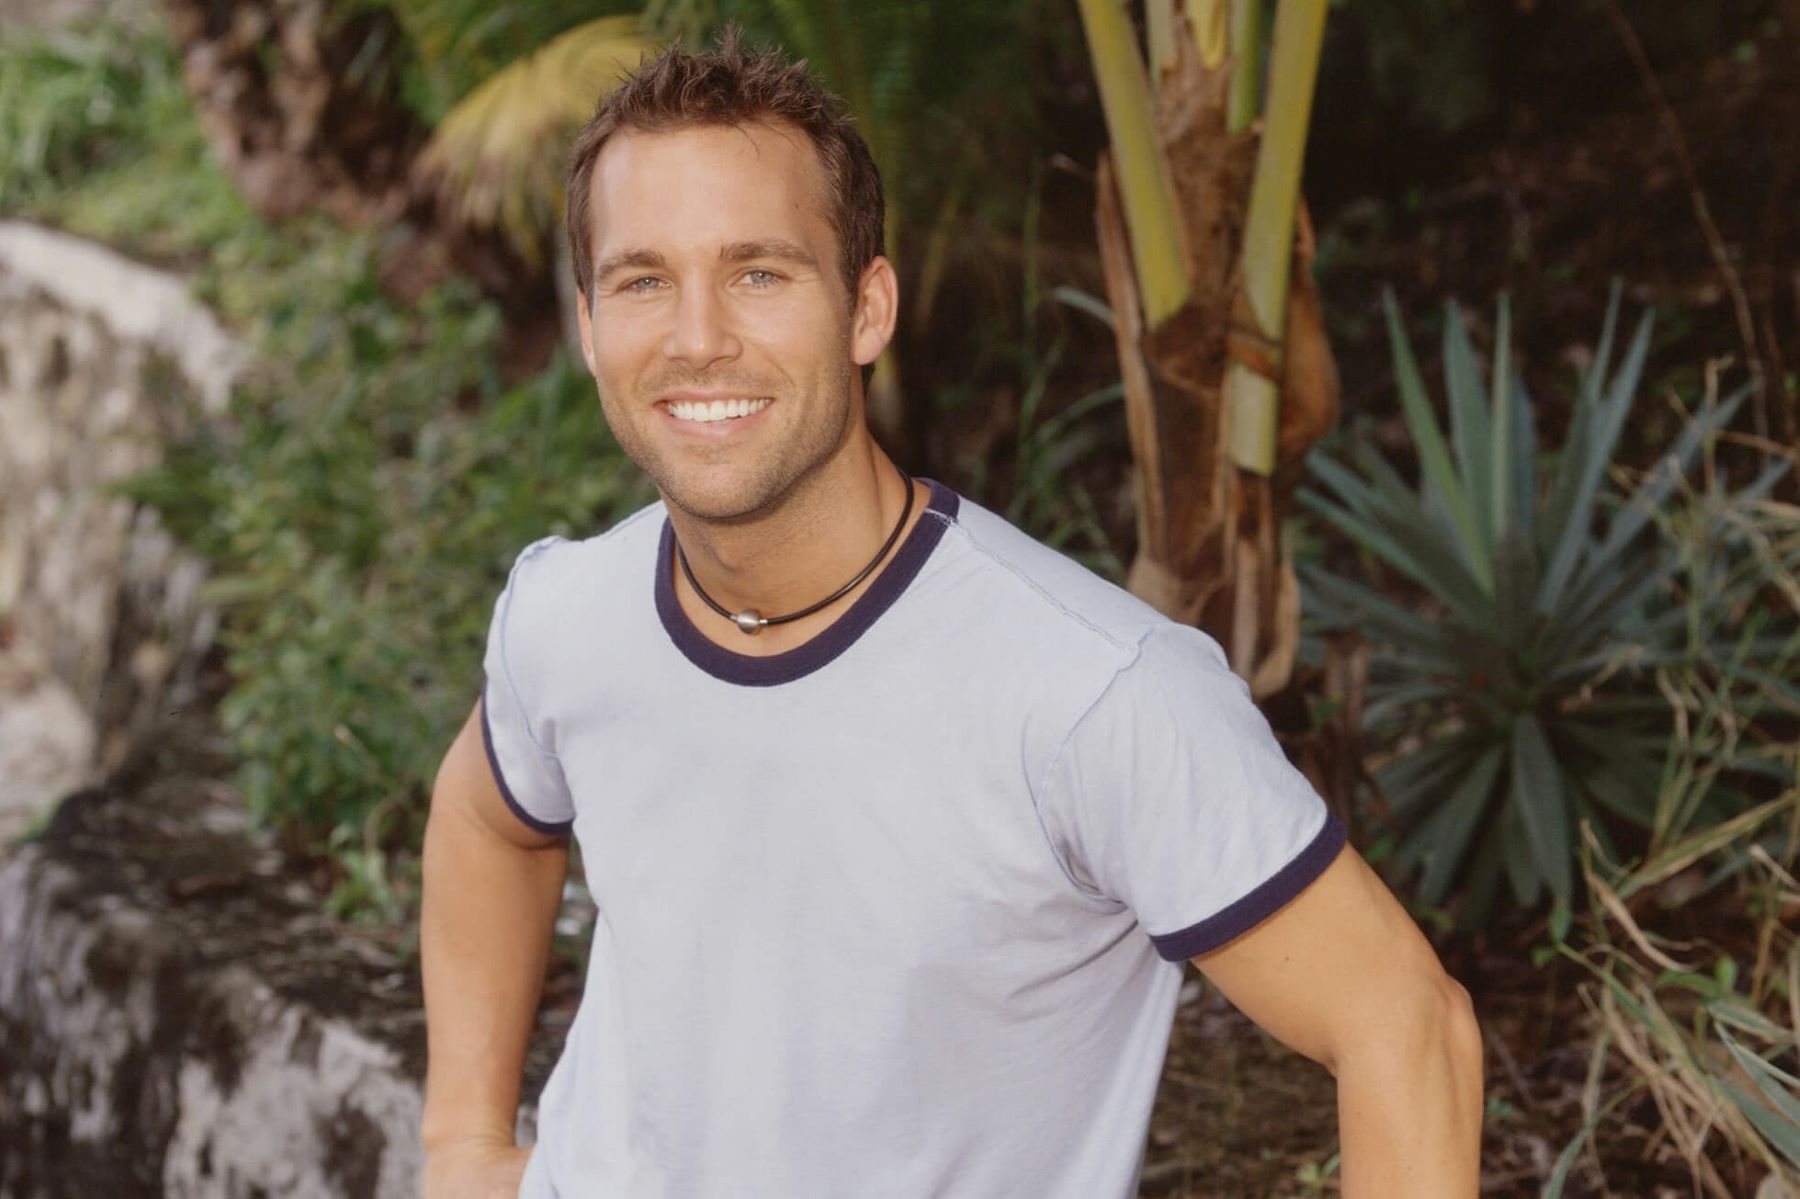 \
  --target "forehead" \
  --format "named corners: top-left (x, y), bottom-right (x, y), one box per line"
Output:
top-left (585, 121), bottom-right (833, 256)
